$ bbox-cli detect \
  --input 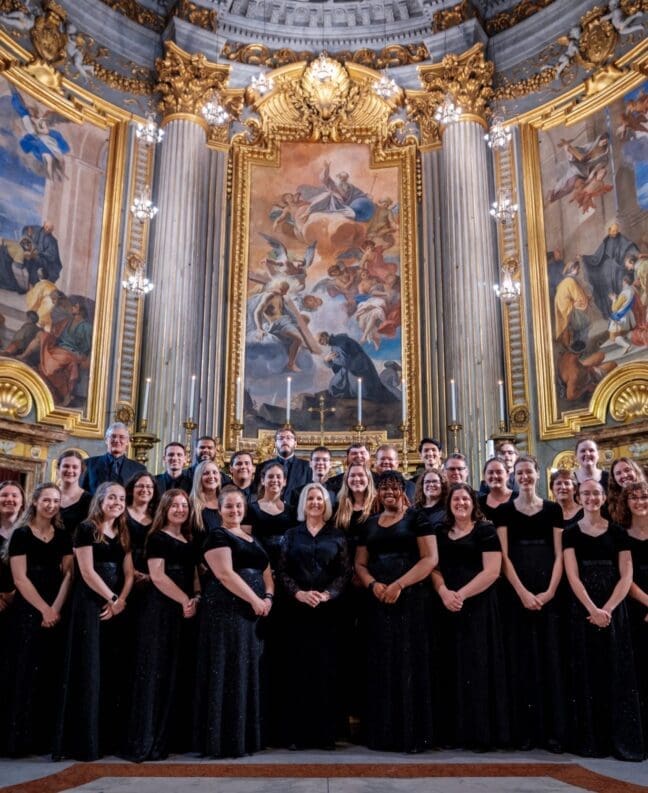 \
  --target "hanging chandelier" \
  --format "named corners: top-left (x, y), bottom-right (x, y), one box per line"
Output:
top-left (135, 114), bottom-right (164, 146)
top-left (485, 114), bottom-right (512, 150)
top-left (374, 70), bottom-right (399, 100)
top-left (434, 93), bottom-right (461, 125)
top-left (122, 254), bottom-right (154, 297)
top-left (311, 52), bottom-right (338, 82)
top-left (490, 188), bottom-right (518, 225)
top-left (494, 257), bottom-right (521, 304)
top-left (130, 187), bottom-right (158, 223)
top-left (202, 93), bottom-right (230, 126)
top-left (250, 70), bottom-right (274, 96)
